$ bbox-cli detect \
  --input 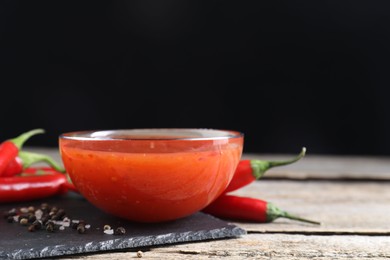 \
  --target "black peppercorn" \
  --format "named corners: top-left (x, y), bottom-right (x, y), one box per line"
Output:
top-left (41, 214), bottom-right (50, 225)
top-left (46, 221), bottom-right (55, 232)
top-left (28, 220), bottom-right (42, 232)
top-left (77, 223), bottom-right (86, 234)
top-left (52, 209), bottom-right (66, 220)
top-left (28, 214), bottom-right (36, 223)
top-left (114, 226), bottom-right (126, 235)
